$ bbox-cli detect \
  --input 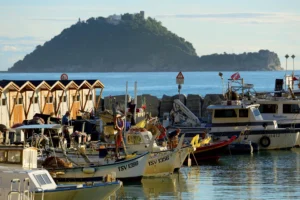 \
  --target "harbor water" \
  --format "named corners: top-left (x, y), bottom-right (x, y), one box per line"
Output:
top-left (118, 149), bottom-right (300, 199)
top-left (2, 71), bottom-right (300, 199)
